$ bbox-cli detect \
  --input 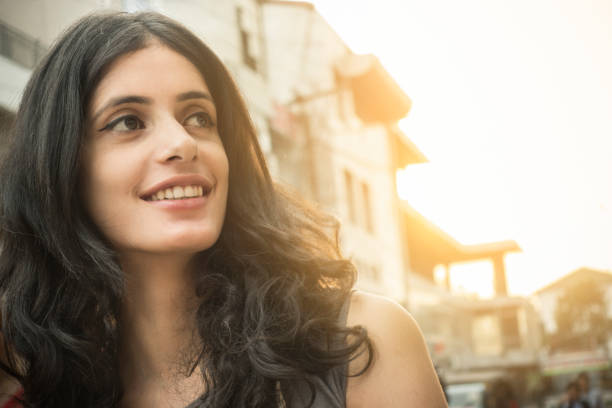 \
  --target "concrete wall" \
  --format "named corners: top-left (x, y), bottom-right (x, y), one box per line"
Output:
top-left (0, 55), bottom-right (30, 111)
top-left (0, 0), bottom-right (115, 46)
